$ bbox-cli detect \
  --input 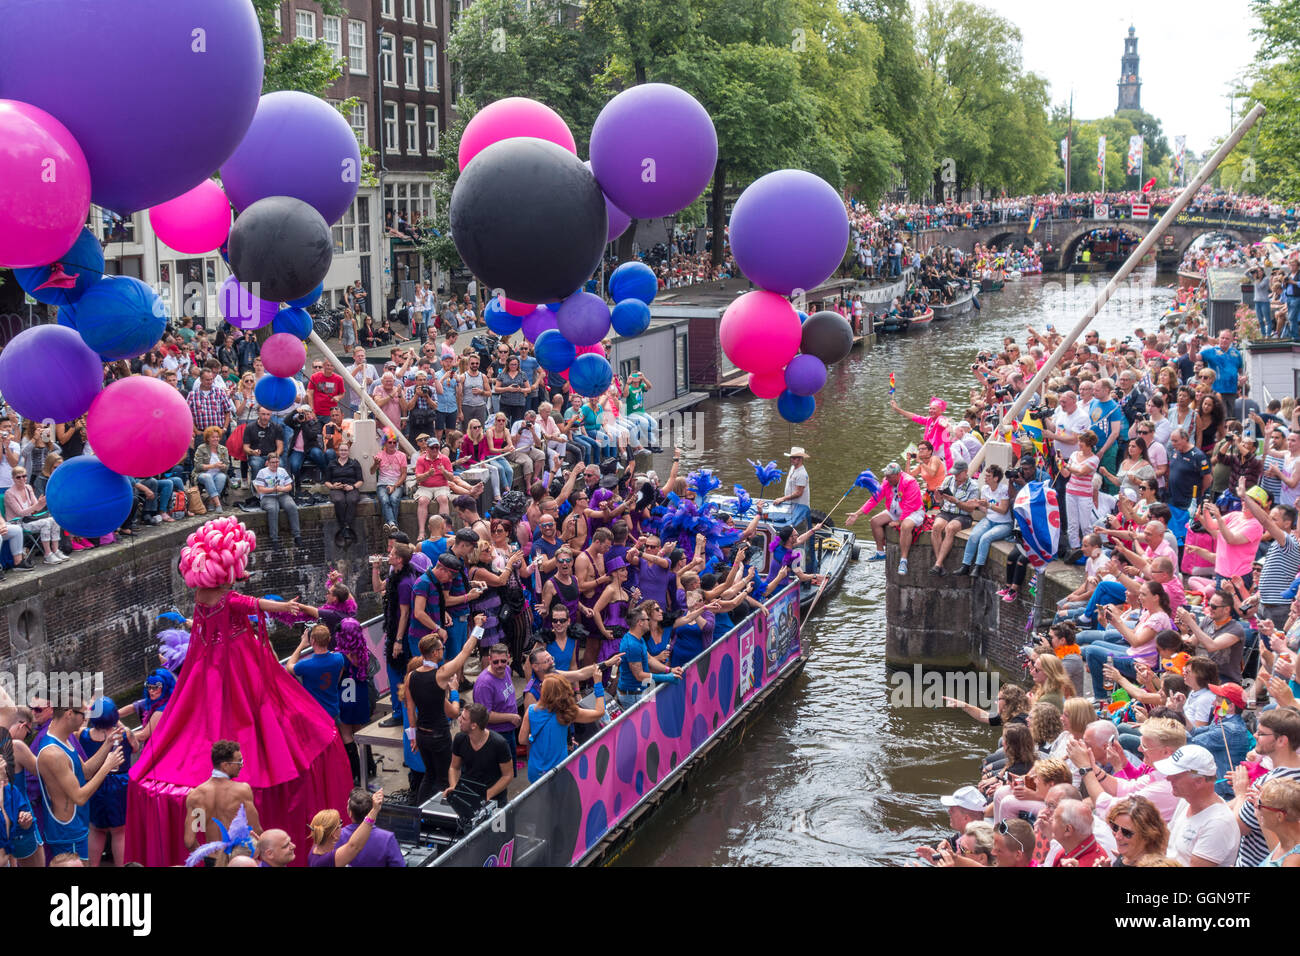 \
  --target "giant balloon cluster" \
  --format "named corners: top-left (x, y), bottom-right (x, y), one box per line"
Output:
top-left (0, 1), bottom-right (339, 536)
top-left (450, 87), bottom-right (717, 396)
top-left (719, 170), bottom-right (852, 423)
